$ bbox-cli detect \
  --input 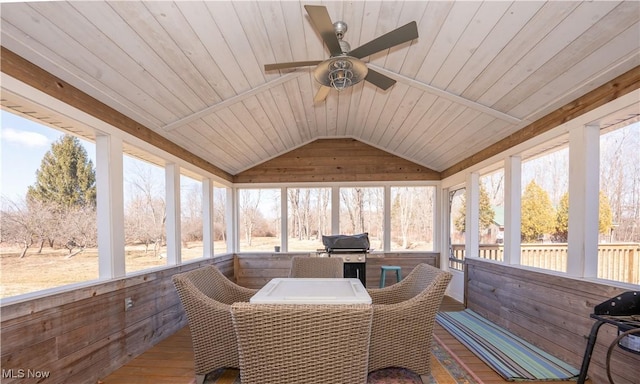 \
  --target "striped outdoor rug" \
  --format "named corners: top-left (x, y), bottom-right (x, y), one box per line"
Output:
top-left (204, 338), bottom-right (478, 383)
top-left (436, 310), bottom-right (580, 381)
